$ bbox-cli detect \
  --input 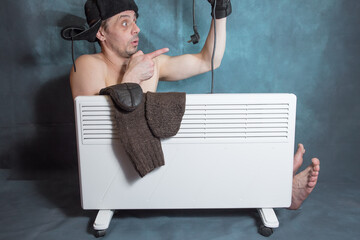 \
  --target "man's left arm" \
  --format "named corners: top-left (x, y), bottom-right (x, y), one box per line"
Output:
top-left (157, 17), bottom-right (226, 82)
